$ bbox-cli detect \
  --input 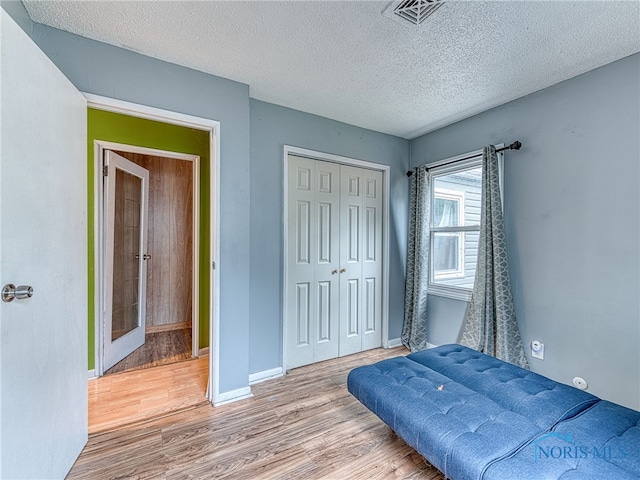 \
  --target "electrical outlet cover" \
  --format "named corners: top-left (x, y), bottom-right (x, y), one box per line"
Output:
top-left (531, 340), bottom-right (544, 360)
top-left (573, 377), bottom-right (588, 390)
